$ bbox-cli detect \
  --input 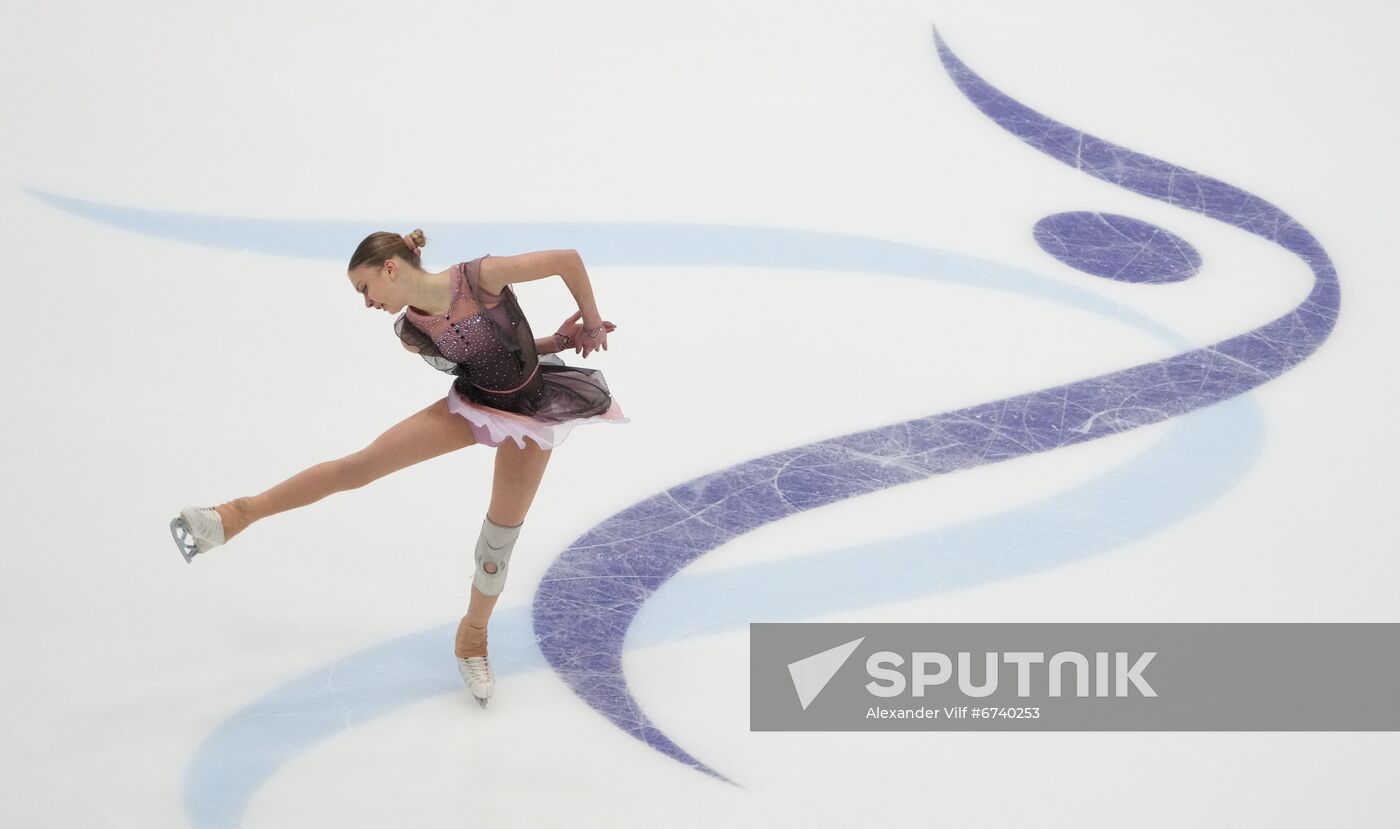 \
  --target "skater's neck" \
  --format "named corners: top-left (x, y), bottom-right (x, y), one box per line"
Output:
top-left (406, 267), bottom-right (456, 317)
